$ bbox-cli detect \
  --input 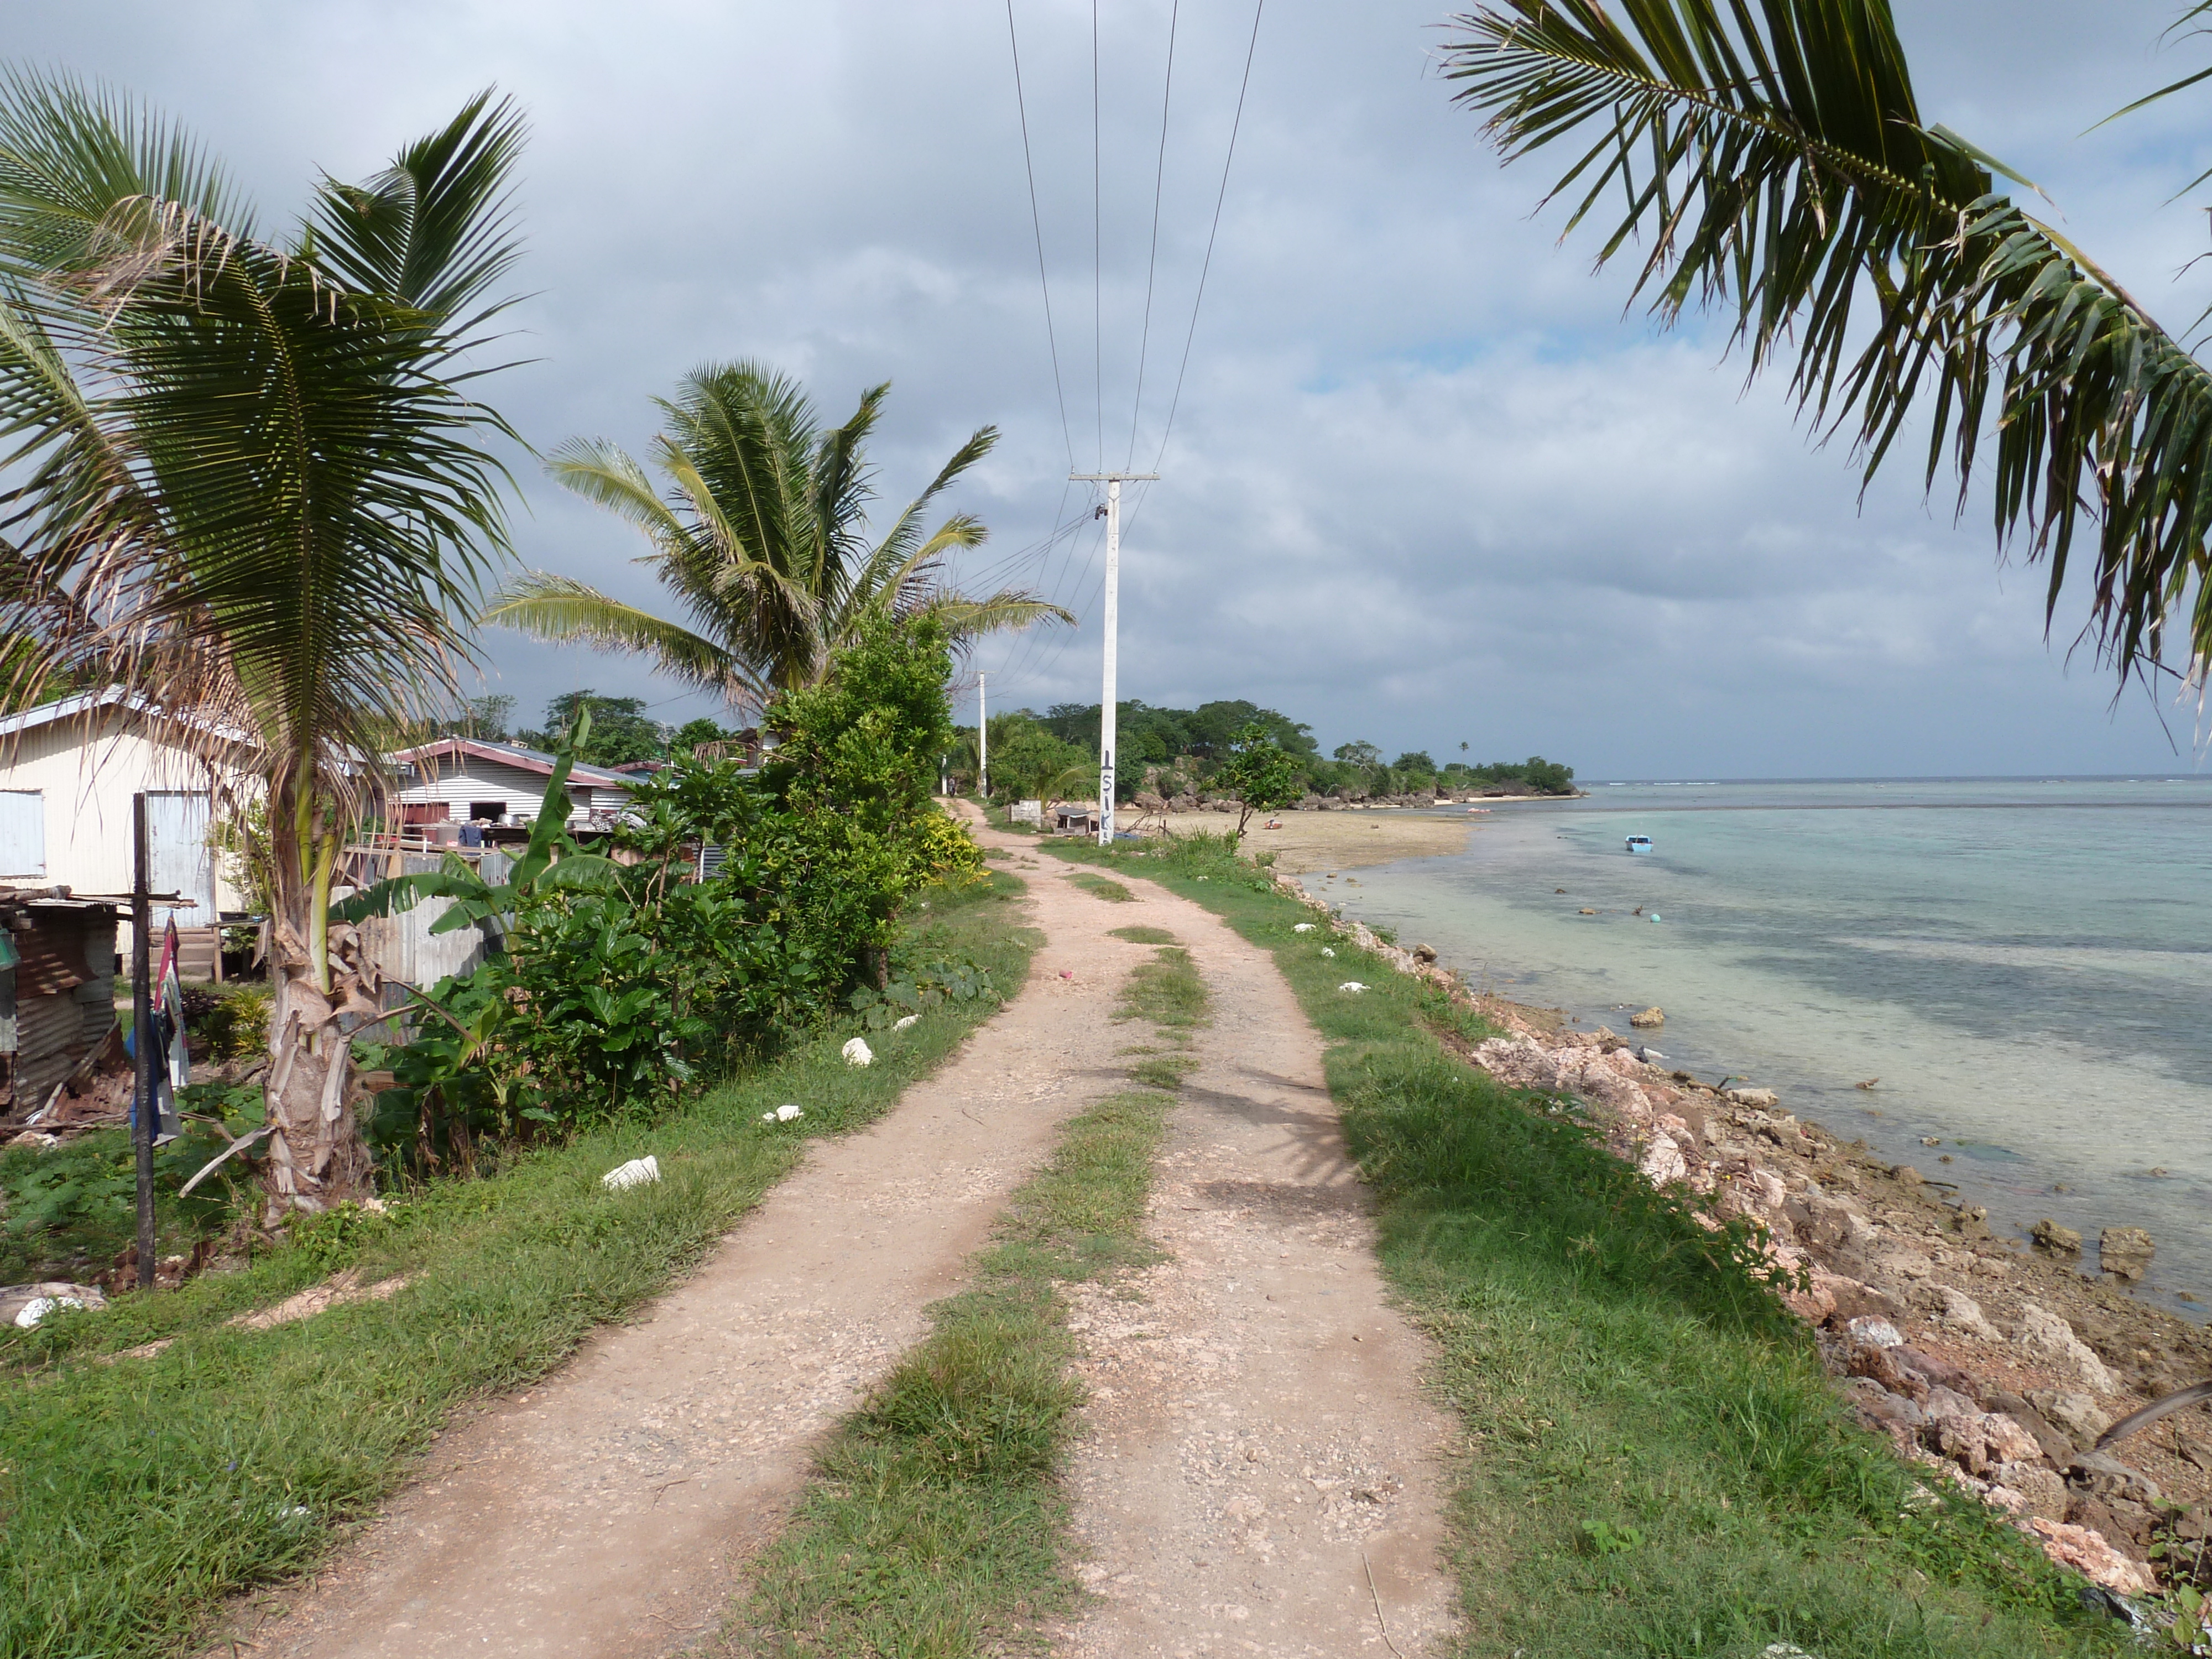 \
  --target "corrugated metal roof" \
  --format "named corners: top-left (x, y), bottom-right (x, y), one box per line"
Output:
top-left (387, 736), bottom-right (634, 789)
